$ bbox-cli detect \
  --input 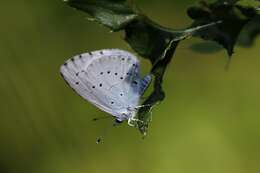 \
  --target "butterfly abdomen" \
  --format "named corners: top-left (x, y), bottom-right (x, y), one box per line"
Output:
top-left (139, 75), bottom-right (152, 95)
